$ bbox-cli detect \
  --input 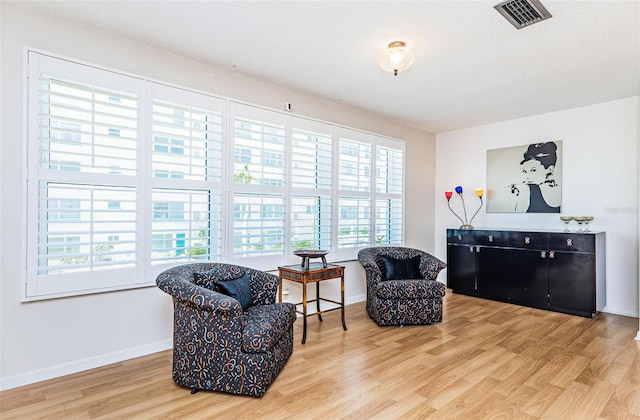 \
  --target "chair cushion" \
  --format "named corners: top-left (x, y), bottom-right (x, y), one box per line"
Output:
top-left (380, 255), bottom-right (422, 280)
top-left (375, 278), bottom-right (446, 300)
top-left (217, 273), bottom-right (253, 310)
top-left (192, 265), bottom-right (245, 291)
top-left (242, 303), bottom-right (296, 353)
